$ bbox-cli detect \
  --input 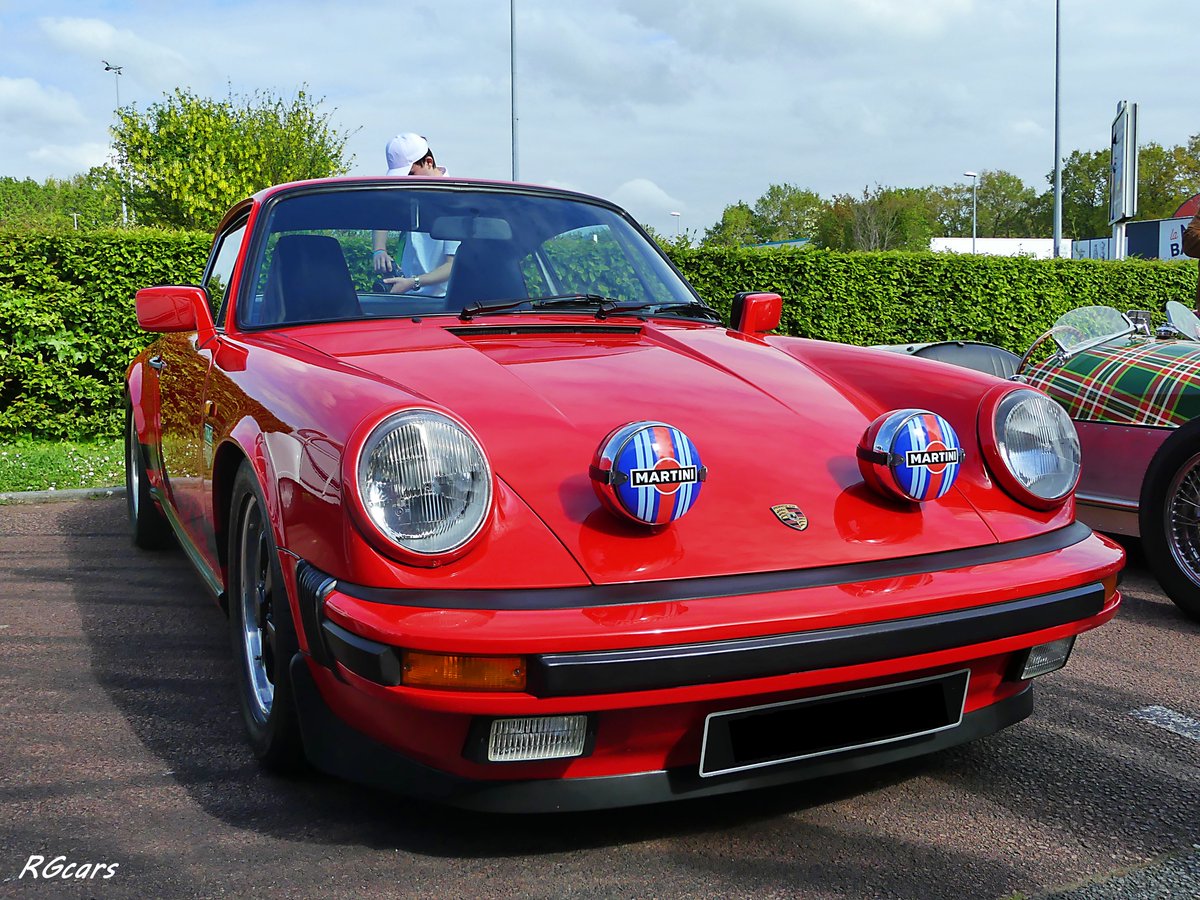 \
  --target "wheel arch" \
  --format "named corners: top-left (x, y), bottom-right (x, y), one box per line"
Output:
top-left (1138, 414), bottom-right (1200, 619)
top-left (214, 416), bottom-right (286, 610)
top-left (125, 361), bottom-right (160, 449)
